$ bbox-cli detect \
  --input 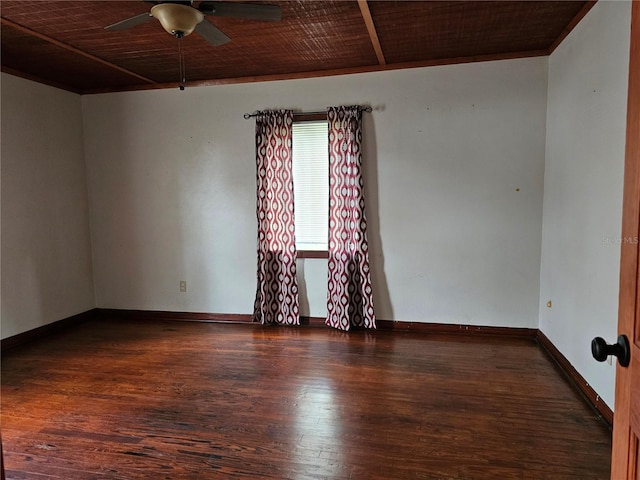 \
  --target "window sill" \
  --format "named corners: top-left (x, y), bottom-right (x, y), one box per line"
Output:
top-left (297, 250), bottom-right (329, 259)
